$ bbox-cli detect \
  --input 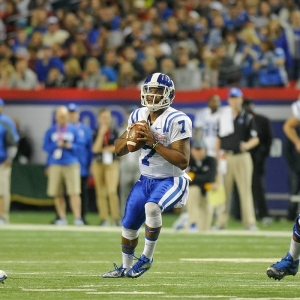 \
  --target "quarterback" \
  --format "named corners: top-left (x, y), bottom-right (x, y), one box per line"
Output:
top-left (102, 73), bottom-right (192, 278)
